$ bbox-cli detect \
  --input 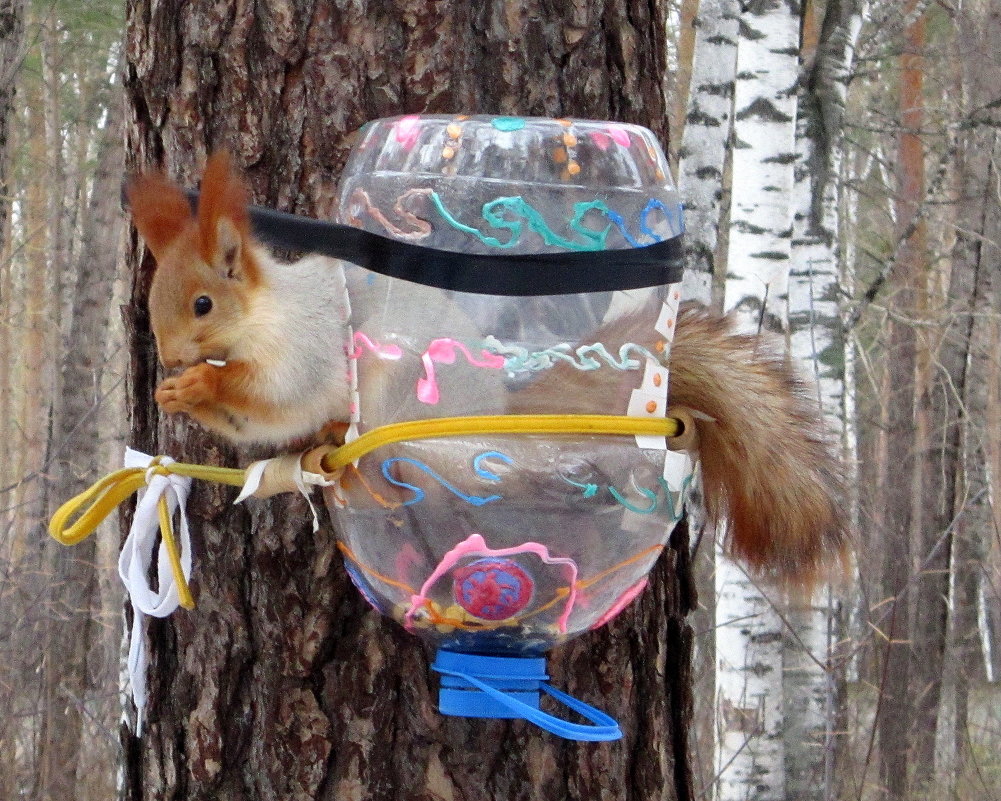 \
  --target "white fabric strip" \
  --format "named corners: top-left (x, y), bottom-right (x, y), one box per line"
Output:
top-left (118, 448), bottom-right (193, 734)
